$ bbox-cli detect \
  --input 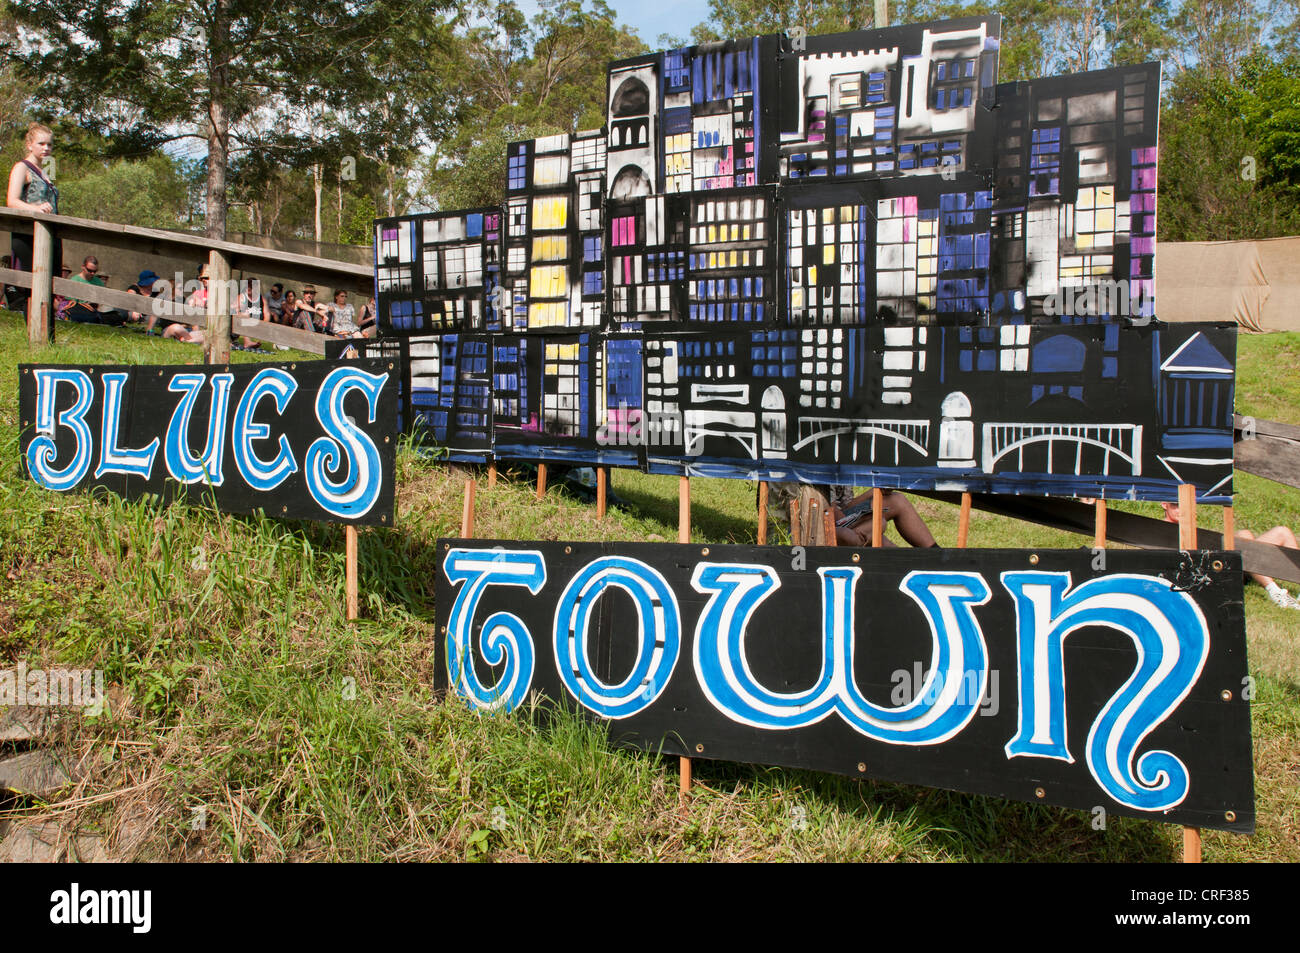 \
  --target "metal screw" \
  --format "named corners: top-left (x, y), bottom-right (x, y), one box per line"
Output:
top-left (1035, 787), bottom-right (1046, 798)
top-left (1029, 554), bottom-right (1039, 565)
